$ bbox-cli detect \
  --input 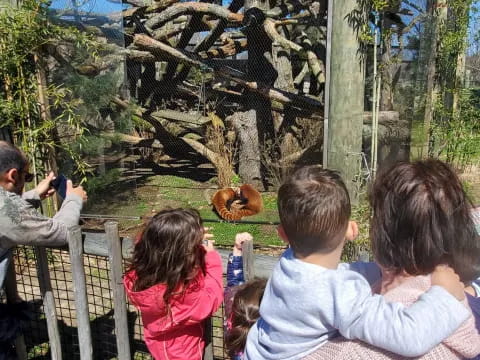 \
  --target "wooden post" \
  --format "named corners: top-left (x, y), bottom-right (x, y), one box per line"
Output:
top-left (203, 317), bottom-right (214, 360)
top-left (4, 261), bottom-right (28, 360)
top-left (13, 336), bottom-right (27, 359)
top-left (104, 222), bottom-right (131, 360)
top-left (326, 0), bottom-right (365, 204)
top-left (242, 239), bottom-right (255, 281)
top-left (68, 226), bottom-right (93, 360)
top-left (35, 247), bottom-right (63, 360)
